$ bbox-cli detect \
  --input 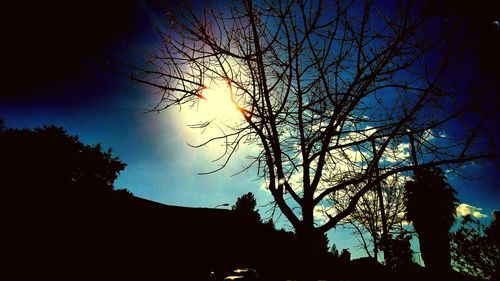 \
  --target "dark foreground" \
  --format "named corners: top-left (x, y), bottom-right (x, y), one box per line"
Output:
top-left (1, 126), bottom-right (482, 280)
top-left (4, 192), bottom-right (483, 281)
